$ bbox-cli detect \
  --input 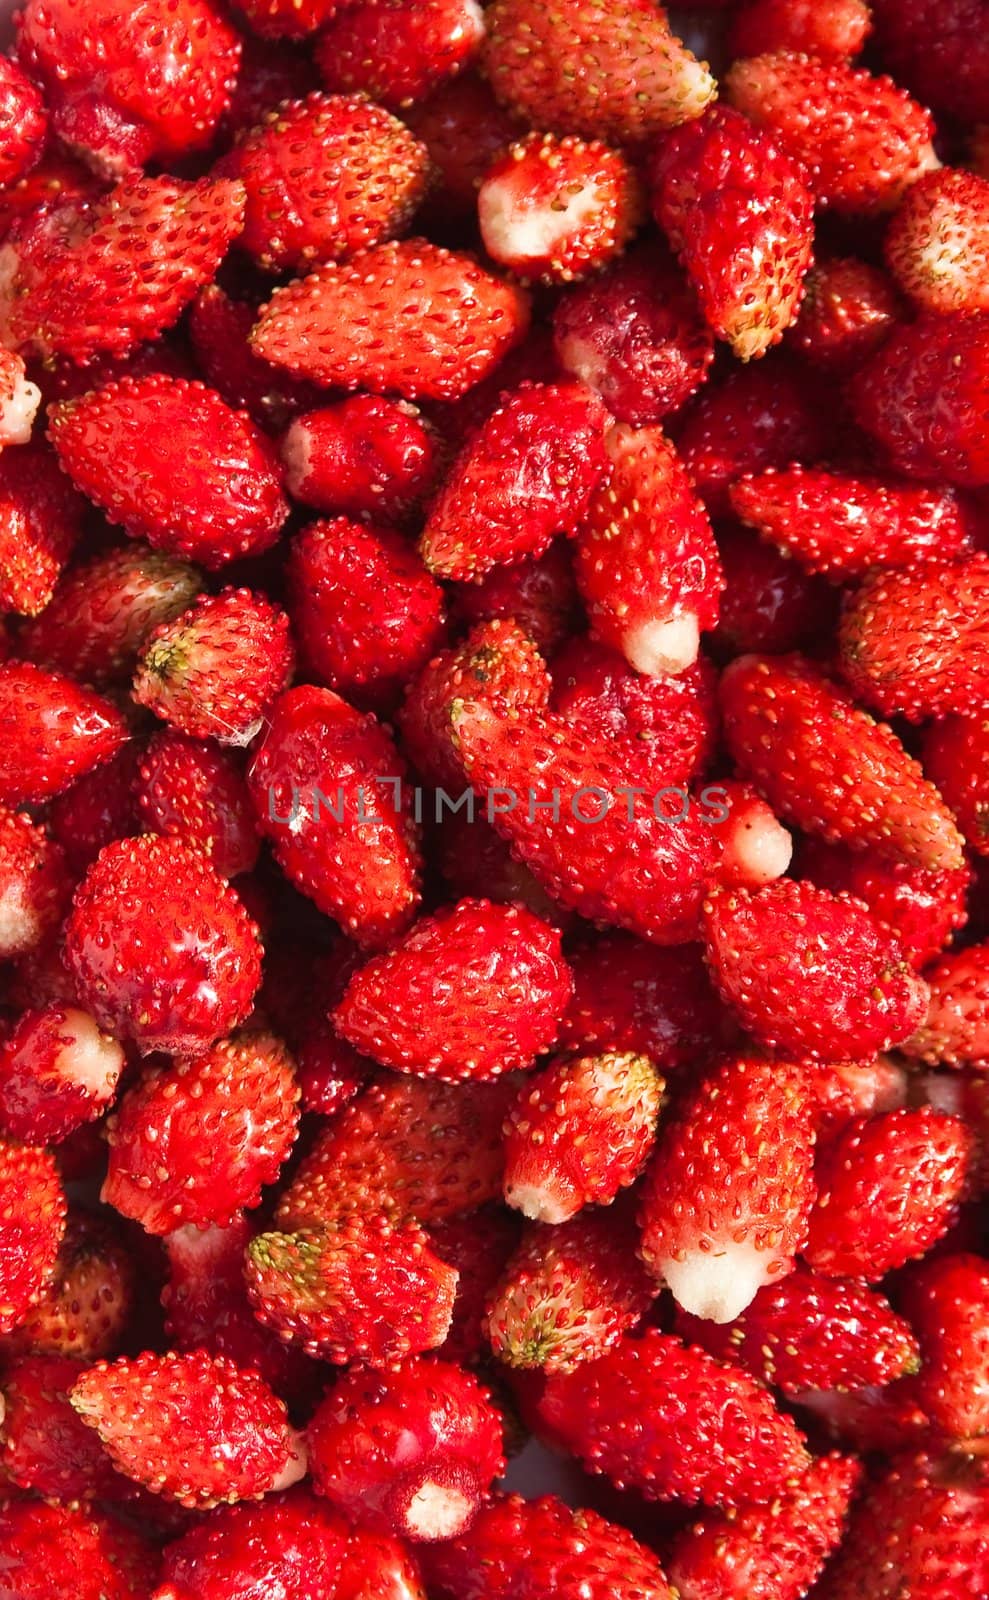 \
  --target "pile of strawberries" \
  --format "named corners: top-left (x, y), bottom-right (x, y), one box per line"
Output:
top-left (0, 0), bottom-right (988, 1594)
